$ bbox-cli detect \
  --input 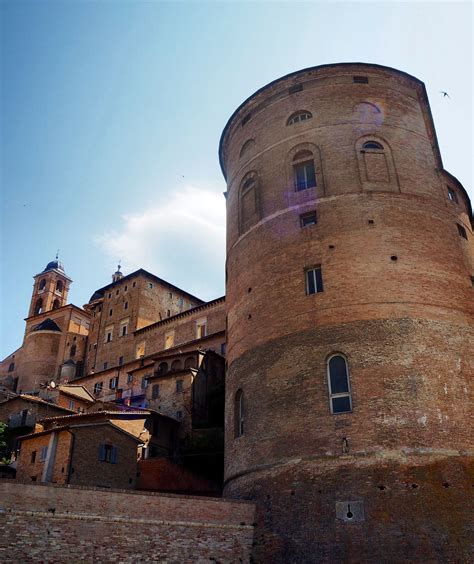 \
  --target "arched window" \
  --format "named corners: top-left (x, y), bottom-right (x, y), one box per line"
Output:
top-left (8, 362), bottom-right (15, 372)
top-left (362, 141), bottom-right (384, 151)
top-left (171, 359), bottom-right (182, 371)
top-left (327, 355), bottom-right (352, 414)
top-left (34, 298), bottom-right (43, 315)
top-left (39, 279), bottom-right (46, 291)
top-left (156, 361), bottom-right (168, 375)
top-left (52, 299), bottom-right (60, 310)
top-left (70, 345), bottom-right (76, 357)
top-left (293, 150), bottom-right (316, 191)
top-left (234, 389), bottom-right (245, 437)
top-left (239, 173), bottom-right (260, 234)
top-left (287, 110), bottom-right (312, 126)
top-left (56, 280), bottom-right (63, 293)
top-left (184, 356), bottom-right (196, 369)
